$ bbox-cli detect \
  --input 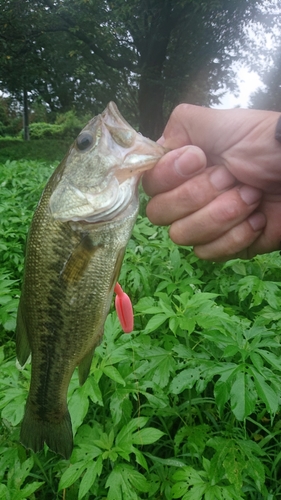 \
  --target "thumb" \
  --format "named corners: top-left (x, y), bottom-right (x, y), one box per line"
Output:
top-left (160, 104), bottom-right (280, 164)
top-left (159, 104), bottom-right (221, 151)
